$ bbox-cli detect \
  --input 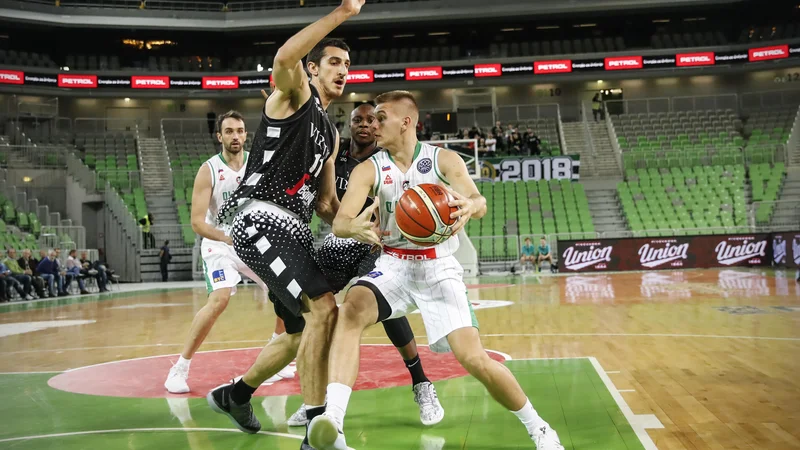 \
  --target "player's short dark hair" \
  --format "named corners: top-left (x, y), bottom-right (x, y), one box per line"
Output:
top-left (216, 110), bottom-right (245, 134)
top-left (308, 38), bottom-right (350, 67)
top-left (375, 90), bottom-right (419, 112)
